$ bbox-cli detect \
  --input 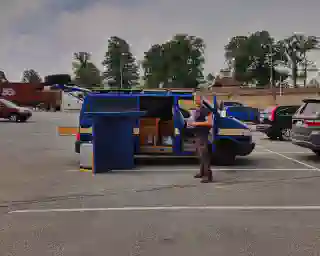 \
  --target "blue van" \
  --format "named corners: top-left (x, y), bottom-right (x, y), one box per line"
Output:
top-left (75, 90), bottom-right (255, 165)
